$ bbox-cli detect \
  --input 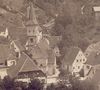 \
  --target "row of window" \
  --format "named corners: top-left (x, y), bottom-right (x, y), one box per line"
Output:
top-left (73, 66), bottom-right (80, 70)
top-left (76, 59), bottom-right (85, 63)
